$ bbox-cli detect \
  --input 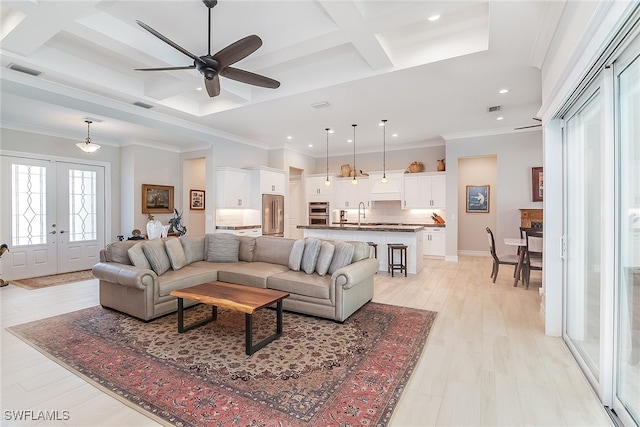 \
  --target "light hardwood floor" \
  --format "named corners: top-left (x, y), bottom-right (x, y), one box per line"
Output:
top-left (1, 256), bottom-right (613, 426)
